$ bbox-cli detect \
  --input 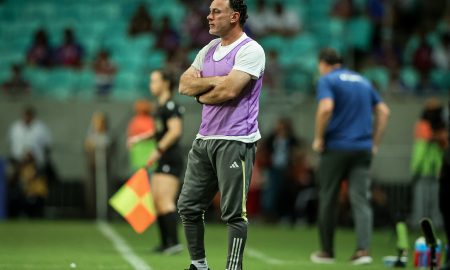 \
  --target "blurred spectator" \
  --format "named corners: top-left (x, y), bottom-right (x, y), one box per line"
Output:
top-left (265, 1), bottom-right (301, 37)
top-left (373, 40), bottom-right (402, 70)
top-left (371, 183), bottom-right (392, 228)
top-left (84, 111), bottom-right (113, 218)
top-left (367, 0), bottom-right (386, 47)
top-left (331, 0), bottom-right (355, 20)
top-left (128, 3), bottom-right (153, 37)
top-left (410, 98), bottom-right (447, 229)
top-left (7, 107), bottom-right (52, 218)
top-left (247, 143), bottom-right (270, 218)
top-left (55, 28), bottom-right (84, 69)
top-left (247, 0), bottom-right (271, 38)
top-left (432, 32), bottom-right (450, 70)
top-left (412, 29), bottom-right (435, 92)
top-left (437, 12), bottom-right (450, 34)
top-left (386, 67), bottom-right (410, 95)
top-left (92, 49), bottom-right (118, 97)
top-left (155, 16), bottom-right (181, 54)
top-left (7, 153), bottom-right (48, 218)
top-left (393, 0), bottom-right (422, 40)
top-left (261, 117), bottom-right (299, 222)
top-left (126, 100), bottom-right (156, 171)
top-left (2, 64), bottom-right (31, 98)
top-left (183, 6), bottom-right (213, 49)
top-left (26, 28), bottom-right (53, 68)
top-left (163, 48), bottom-right (190, 79)
top-left (8, 106), bottom-right (52, 170)
top-left (278, 145), bottom-right (317, 226)
top-left (263, 50), bottom-right (282, 92)
top-left (413, 30), bottom-right (434, 76)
